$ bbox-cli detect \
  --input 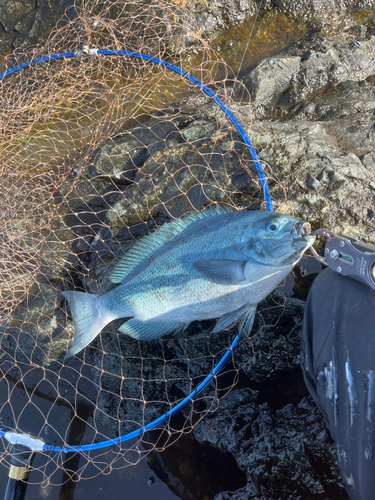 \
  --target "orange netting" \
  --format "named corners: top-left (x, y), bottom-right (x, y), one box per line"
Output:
top-left (0, 0), bottom-right (280, 487)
